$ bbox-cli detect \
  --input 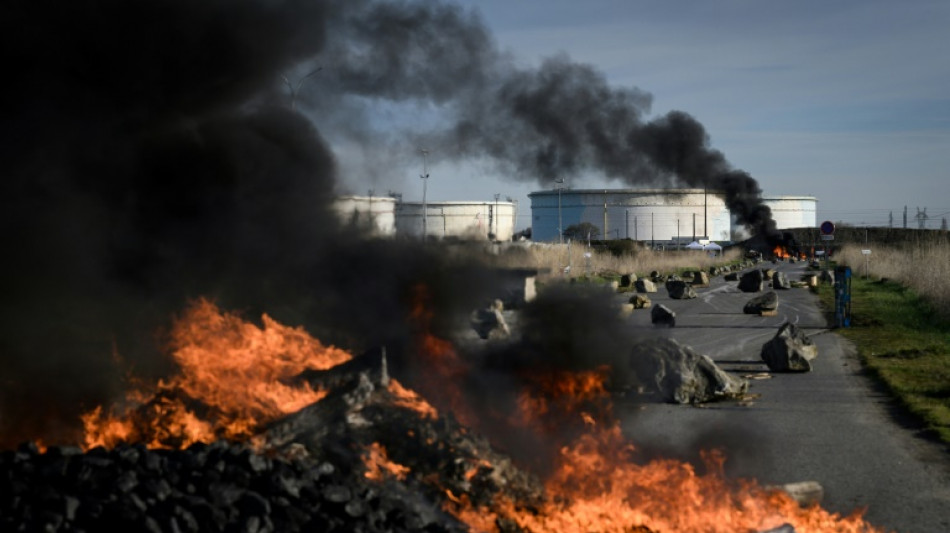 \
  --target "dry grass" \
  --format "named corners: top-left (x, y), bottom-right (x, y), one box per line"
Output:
top-left (466, 242), bottom-right (742, 280)
top-left (835, 243), bottom-right (950, 318)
